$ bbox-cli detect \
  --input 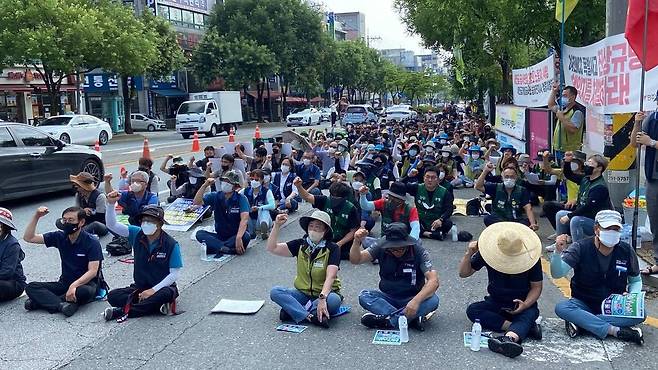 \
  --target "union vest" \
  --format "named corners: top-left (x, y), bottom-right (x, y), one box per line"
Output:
top-left (576, 175), bottom-right (606, 208)
top-left (133, 230), bottom-right (177, 290)
top-left (553, 103), bottom-right (585, 152)
top-left (213, 191), bottom-right (244, 240)
top-left (381, 201), bottom-right (411, 233)
top-left (293, 240), bottom-right (341, 297)
top-left (77, 189), bottom-right (104, 223)
top-left (379, 244), bottom-right (425, 298)
top-left (323, 198), bottom-right (355, 242)
top-left (273, 173), bottom-right (295, 200)
top-left (244, 187), bottom-right (267, 219)
top-left (492, 183), bottom-right (526, 221)
top-left (415, 184), bottom-right (447, 229)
